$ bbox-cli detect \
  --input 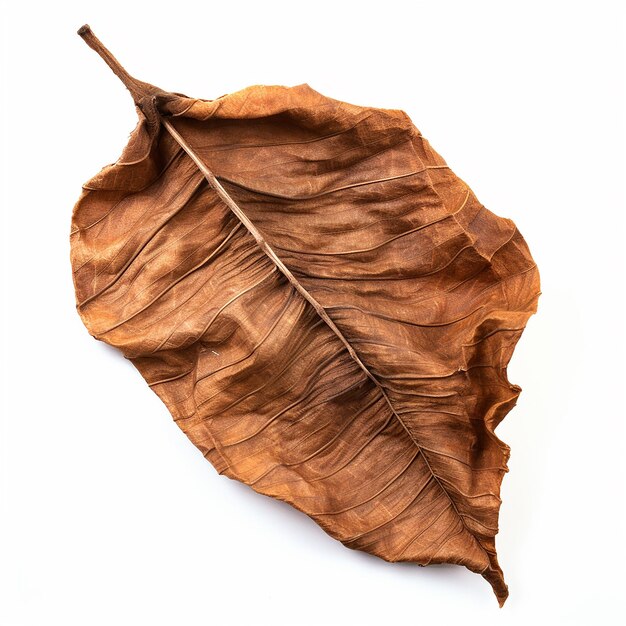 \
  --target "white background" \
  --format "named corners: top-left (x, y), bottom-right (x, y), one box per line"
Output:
top-left (1, 1), bottom-right (625, 624)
